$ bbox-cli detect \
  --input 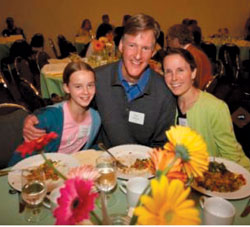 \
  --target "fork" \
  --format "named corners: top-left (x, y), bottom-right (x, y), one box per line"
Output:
top-left (241, 198), bottom-right (250, 217)
top-left (98, 143), bottom-right (128, 169)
